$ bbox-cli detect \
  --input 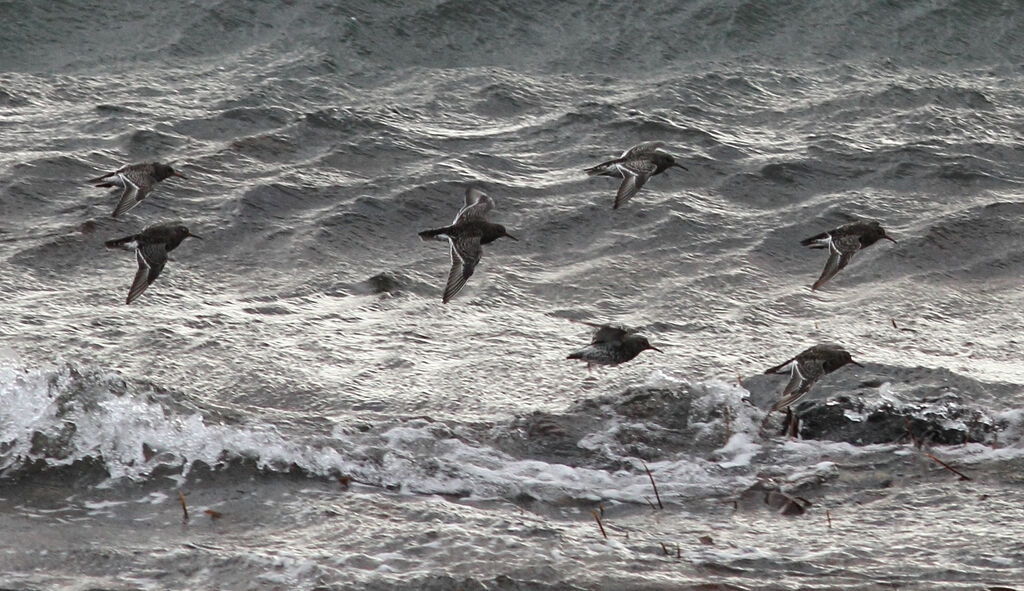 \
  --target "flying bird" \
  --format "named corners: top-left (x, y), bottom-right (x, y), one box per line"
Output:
top-left (801, 220), bottom-right (896, 290)
top-left (584, 141), bottom-right (686, 209)
top-left (105, 222), bottom-right (201, 304)
top-left (89, 161), bottom-right (187, 217)
top-left (764, 343), bottom-right (863, 413)
top-left (567, 321), bottom-right (662, 369)
top-left (418, 188), bottom-right (517, 303)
